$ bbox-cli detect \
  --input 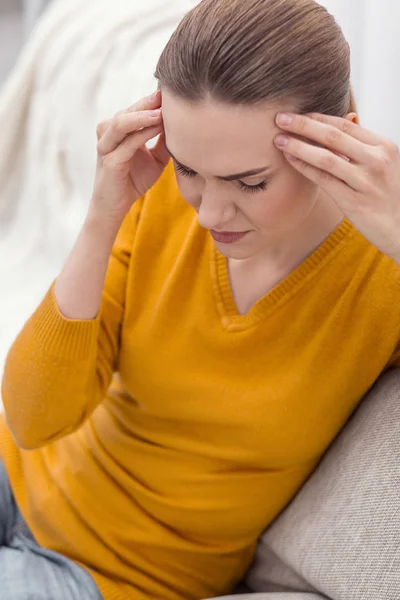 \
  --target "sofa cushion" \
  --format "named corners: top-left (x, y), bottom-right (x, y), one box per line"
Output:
top-left (210, 594), bottom-right (328, 600)
top-left (241, 367), bottom-right (400, 600)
